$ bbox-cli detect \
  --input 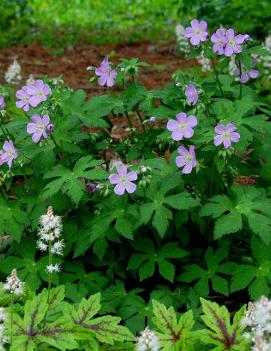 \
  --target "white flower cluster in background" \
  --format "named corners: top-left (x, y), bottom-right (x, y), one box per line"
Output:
top-left (37, 206), bottom-right (64, 273)
top-left (26, 74), bottom-right (35, 86)
top-left (197, 51), bottom-right (212, 72)
top-left (0, 308), bottom-right (7, 351)
top-left (260, 35), bottom-right (271, 80)
top-left (3, 269), bottom-right (24, 296)
top-left (5, 59), bottom-right (22, 84)
top-left (136, 327), bottom-right (160, 351)
top-left (175, 24), bottom-right (190, 56)
top-left (241, 296), bottom-right (271, 351)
